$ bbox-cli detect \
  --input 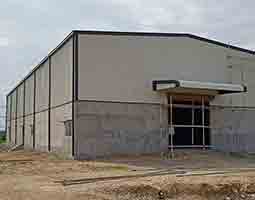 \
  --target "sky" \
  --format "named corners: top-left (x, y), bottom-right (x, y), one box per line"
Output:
top-left (0, 0), bottom-right (255, 129)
